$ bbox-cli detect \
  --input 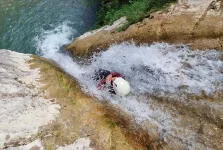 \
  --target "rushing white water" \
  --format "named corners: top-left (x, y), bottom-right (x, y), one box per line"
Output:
top-left (86, 43), bottom-right (223, 94)
top-left (36, 22), bottom-right (223, 94)
top-left (35, 22), bottom-right (84, 77)
top-left (35, 22), bottom-right (223, 149)
top-left (35, 21), bottom-right (223, 121)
